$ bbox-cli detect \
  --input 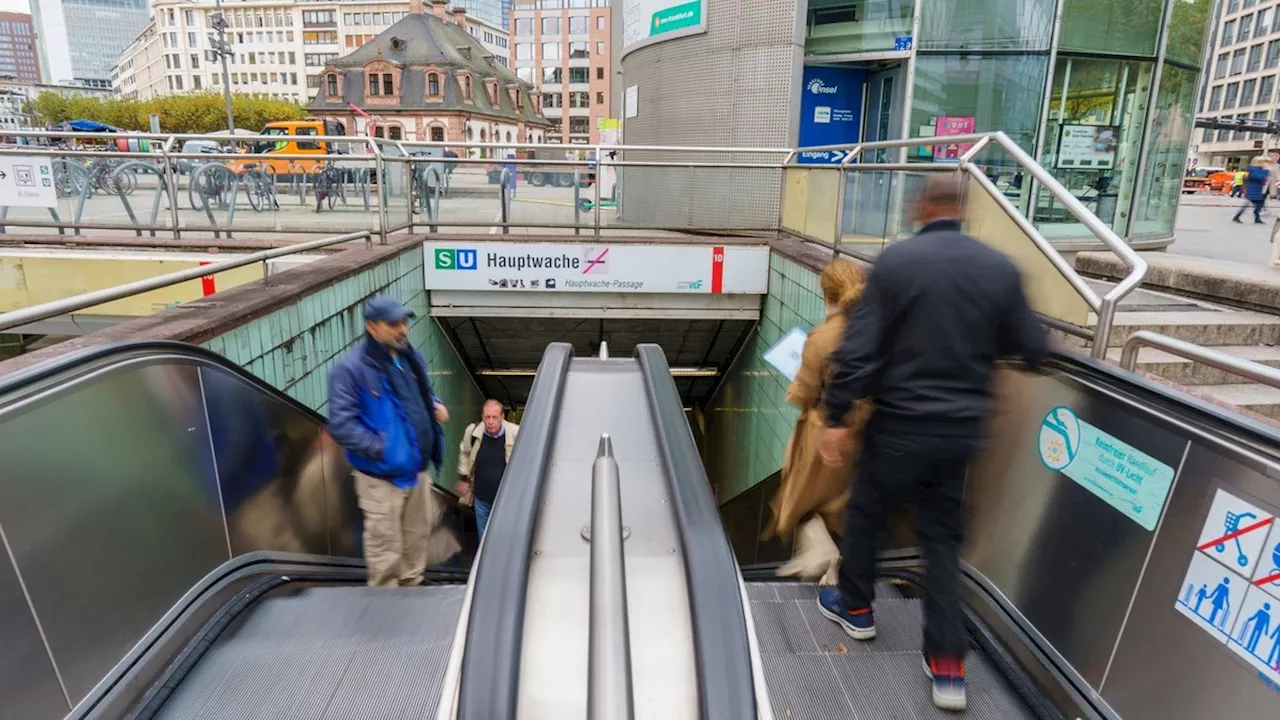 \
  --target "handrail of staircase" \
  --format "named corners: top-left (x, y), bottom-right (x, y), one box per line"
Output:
top-left (983, 132), bottom-right (1147, 358)
top-left (1120, 330), bottom-right (1280, 390)
top-left (0, 230), bottom-right (373, 332)
top-left (788, 131), bottom-right (1147, 360)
